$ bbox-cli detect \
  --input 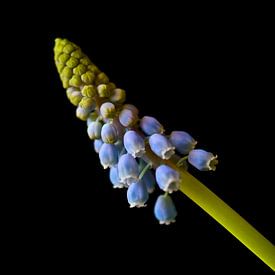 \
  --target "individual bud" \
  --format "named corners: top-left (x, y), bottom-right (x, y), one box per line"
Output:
top-left (66, 57), bottom-right (79, 68)
top-left (79, 97), bottom-right (95, 111)
top-left (118, 154), bottom-right (139, 185)
top-left (73, 64), bottom-right (87, 76)
top-left (63, 43), bottom-right (75, 54)
top-left (100, 102), bottom-right (116, 119)
top-left (76, 106), bottom-right (90, 121)
top-left (69, 91), bottom-right (83, 106)
top-left (101, 123), bottom-right (118, 144)
top-left (140, 116), bottom-right (164, 136)
top-left (170, 131), bottom-right (197, 155)
top-left (87, 112), bottom-right (99, 126)
top-left (109, 165), bottom-right (125, 189)
top-left (142, 170), bottom-right (156, 194)
top-left (80, 57), bottom-right (91, 66)
top-left (87, 121), bottom-right (103, 140)
top-left (58, 53), bottom-right (70, 64)
top-left (154, 194), bottom-right (177, 225)
top-left (69, 75), bottom-right (82, 87)
top-left (97, 84), bottom-right (111, 98)
top-left (149, 134), bottom-right (175, 160)
top-left (111, 119), bottom-right (125, 139)
top-left (61, 66), bottom-right (73, 79)
top-left (127, 180), bottom-right (149, 208)
top-left (123, 104), bottom-right (139, 115)
top-left (110, 88), bottom-right (126, 104)
top-left (81, 71), bottom-right (95, 84)
top-left (88, 64), bottom-right (100, 74)
top-left (188, 149), bottom-right (218, 171)
top-left (119, 109), bottom-right (138, 128)
top-left (123, 130), bottom-right (145, 158)
top-left (71, 49), bottom-right (84, 59)
top-left (81, 85), bottom-right (97, 98)
top-left (95, 72), bottom-right (109, 85)
top-left (155, 165), bottom-right (180, 193)
top-left (93, 139), bottom-right (103, 154)
top-left (99, 143), bottom-right (119, 169)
